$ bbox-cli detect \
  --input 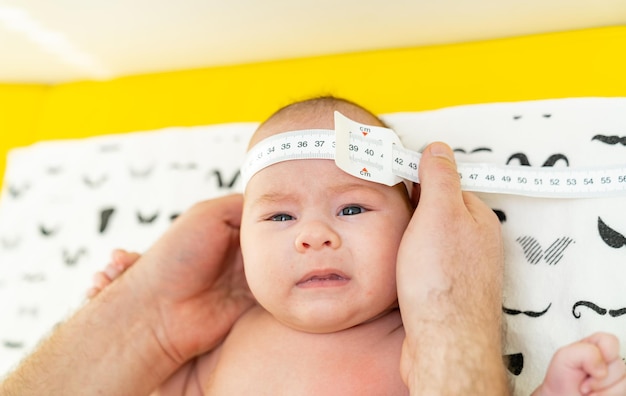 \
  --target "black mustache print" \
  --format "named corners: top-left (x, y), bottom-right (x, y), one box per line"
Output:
top-left (7, 183), bottom-right (29, 199)
top-left (512, 114), bottom-right (552, 120)
top-left (210, 170), bottom-right (240, 189)
top-left (170, 162), bottom-right (198, 170)
top-left (46, 166), bottom-right (63, 175)
top-left (18, 305), bottom-right (39, 317)
top-left (453, 147), bottom-right (493, 154)
top-left (516, 236), bottom-right (575, 265)
top-left (129, 165), bottom-right (154, 178)
top-left (83, 174), bottom-right (108, 188)
top-left (598, 217), bottom-right (626, 249)
top-left (506, 153), bottom-right (569, 167)
top-left (39, 224), bottom-right (59, 237)
top-left (137, 211), bottom-right (159, 224)
top-left (62, 247), bottom-right (87, 266)
top-left (170, 213), bottom-right (181, 221)
top-left (99, 208), bottom-right (115, 233)
top-left (99, 143), bottom-right (120, 153)
top-left (504, 353), bottom-right (524, 376)
top-left (506, 153), bottom-right (530, 166)
top-left (3, 340), bottom-right (24, 349)
top-left (22, 272), bottom-right (46, 282)
top-left (592, 135), bottom-right (626, 146)
top-left (542, 154), bottom-right (569, 167)
top-left (492, 209), bottom-right (507, 223)
top-left (572, 301), bottom-right (626, 318)
top-left (502, 303), bottom-right (552, 318)
top-left (1, 236), bottom-right (20, 249)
